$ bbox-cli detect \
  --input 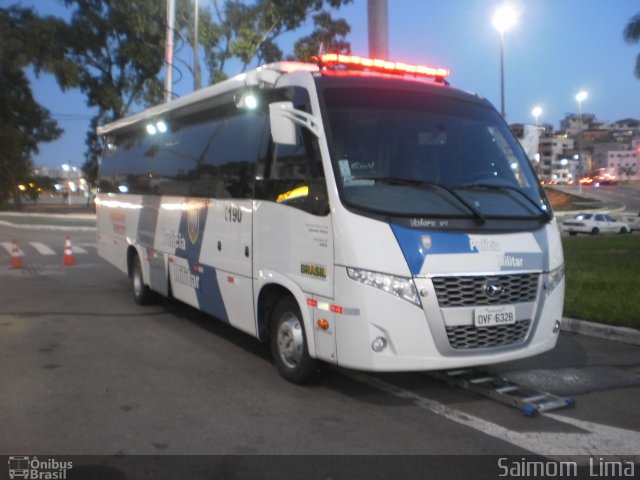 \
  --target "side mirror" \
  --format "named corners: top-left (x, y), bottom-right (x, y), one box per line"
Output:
top-left (269, 101), bottom-right (297, 146)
